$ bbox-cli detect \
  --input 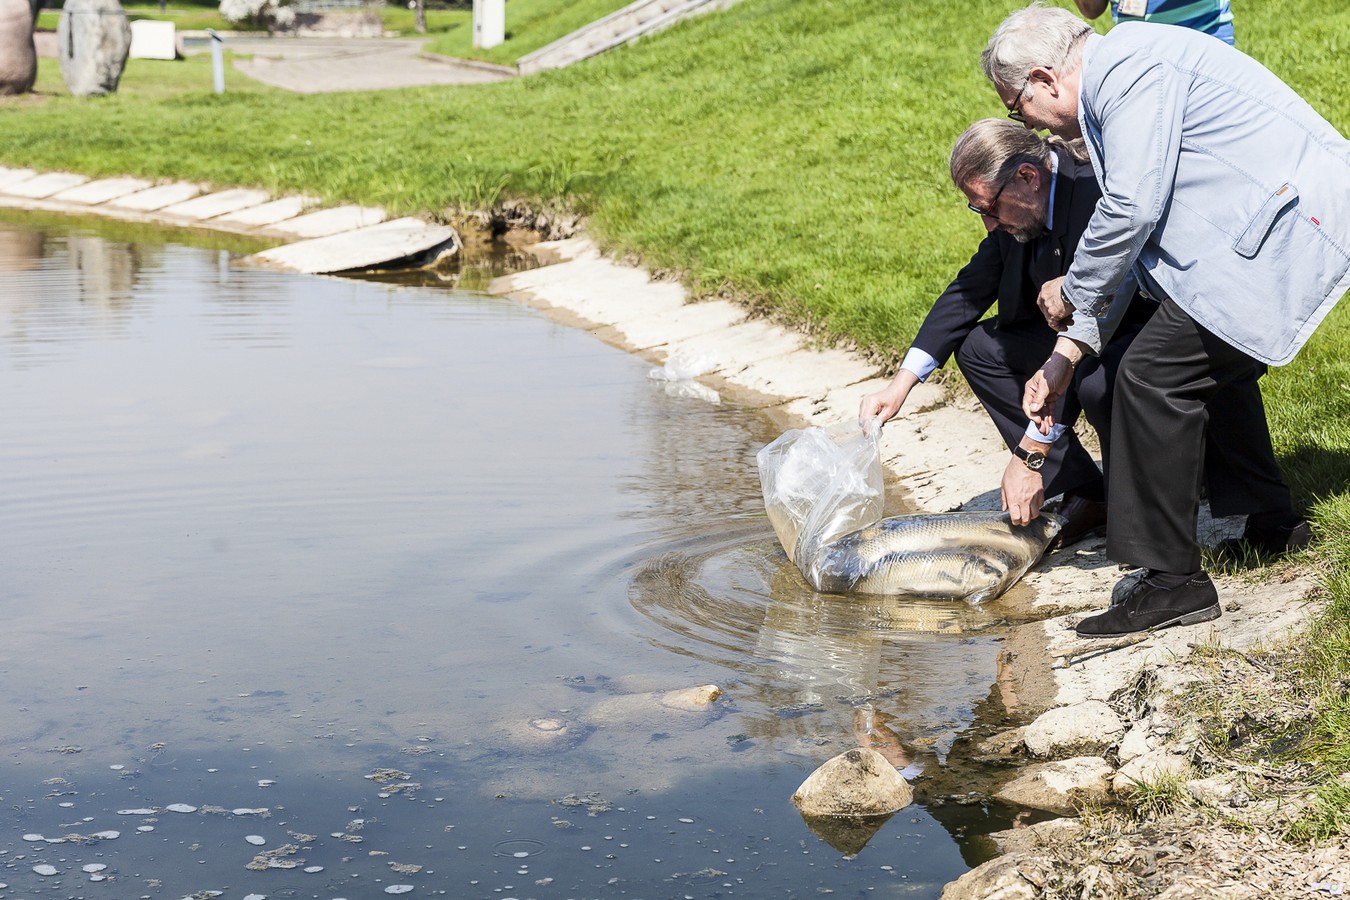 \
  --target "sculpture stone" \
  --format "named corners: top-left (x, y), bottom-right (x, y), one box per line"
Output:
top-left (0, 0), bottom-right (40, 94)
top-left (56, 0), bottom-right (131, 97)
